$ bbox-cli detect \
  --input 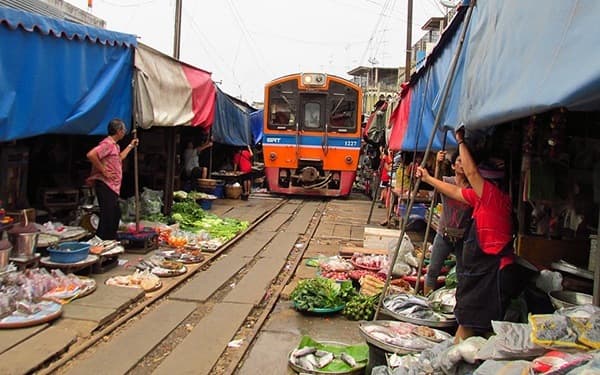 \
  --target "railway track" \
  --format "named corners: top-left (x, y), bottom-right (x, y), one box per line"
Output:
top-left (39, 197), bottom-right (327, 374)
